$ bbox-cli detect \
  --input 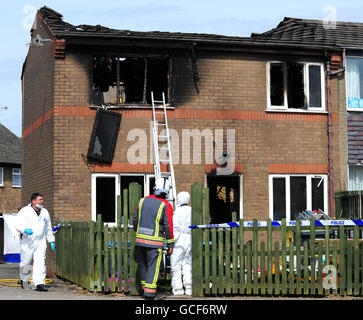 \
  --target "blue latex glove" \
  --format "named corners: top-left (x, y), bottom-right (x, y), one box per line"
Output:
top-left (24, 228), bottom-right (33, 235)
top-left (50, 242), bottom-right (55, 252)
